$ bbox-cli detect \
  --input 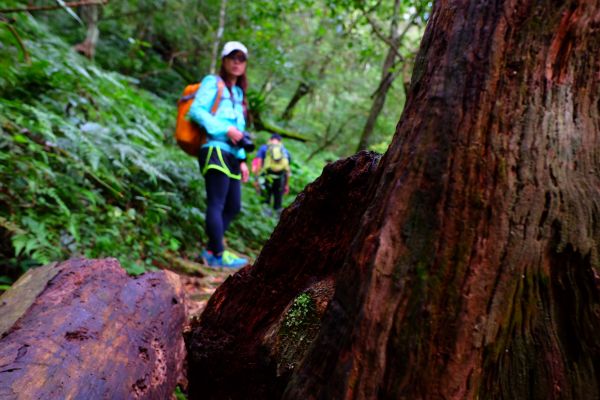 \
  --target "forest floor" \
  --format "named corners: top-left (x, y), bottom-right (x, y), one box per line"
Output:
top-left (165, 255), bottom-right (250, 319)
top-left (180, 271), bottom-right (229, 317)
